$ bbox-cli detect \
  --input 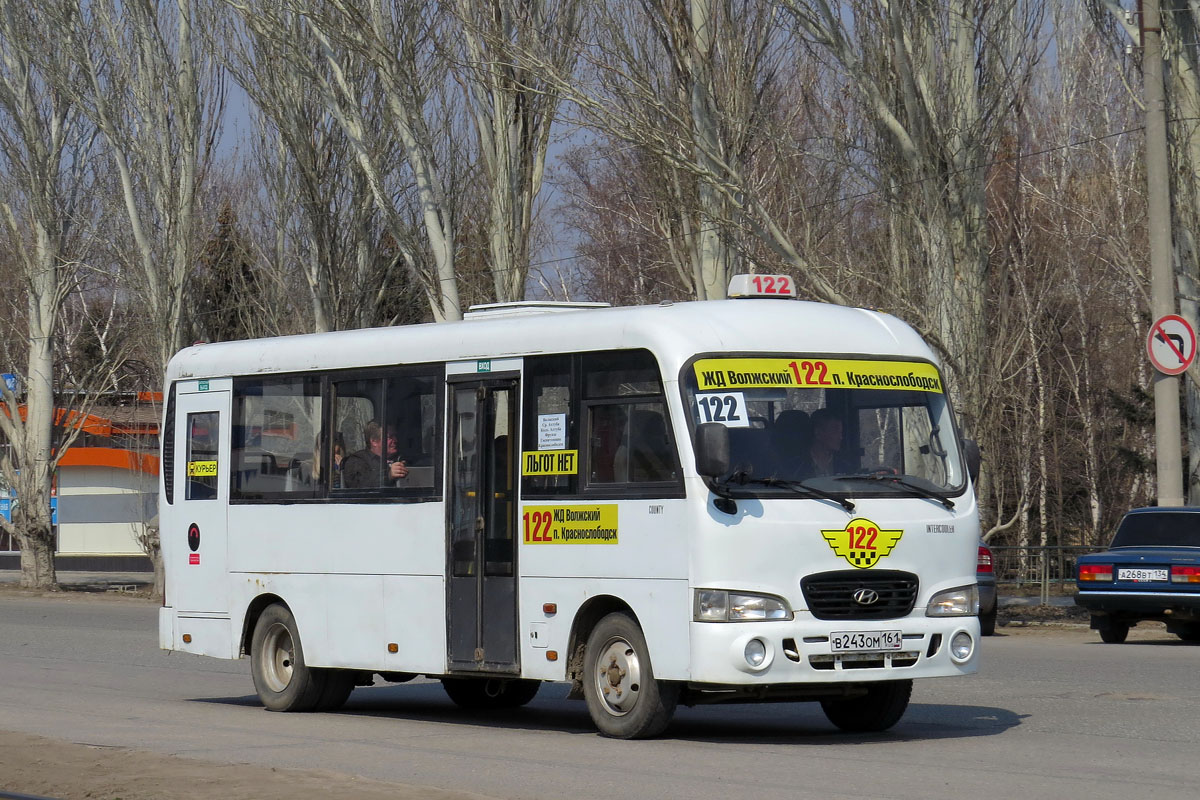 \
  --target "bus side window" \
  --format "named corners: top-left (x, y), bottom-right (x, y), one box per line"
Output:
top-left (332, 380), bottom-right (384, 489)
top-left (185, 412), bottom-right (219, 501)
top-left (581, 349), bottom-right (681, 489)
top-left (385, 373), bottom-right (439, 489)
top-left (231, 376), bottom-right (322, 499)
top-left (521, 354), bottom-right (576, 496)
